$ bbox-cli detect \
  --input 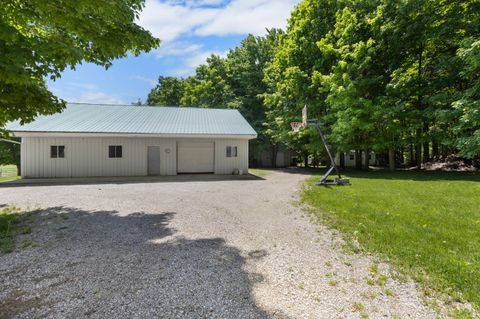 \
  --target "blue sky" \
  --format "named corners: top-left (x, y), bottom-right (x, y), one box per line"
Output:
top-left (47, 0), bottom-right (301, 105)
